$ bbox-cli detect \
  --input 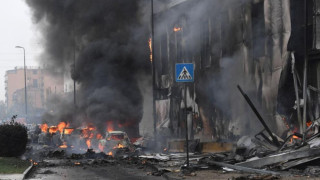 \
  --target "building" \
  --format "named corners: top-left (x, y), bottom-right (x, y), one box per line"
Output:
top-left (152, 0), bottom-right (320, 142)
top-left (5, 67), bottom-right (64, 119)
